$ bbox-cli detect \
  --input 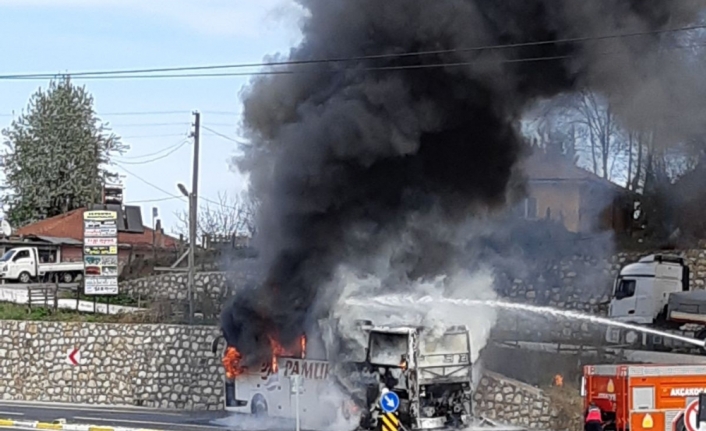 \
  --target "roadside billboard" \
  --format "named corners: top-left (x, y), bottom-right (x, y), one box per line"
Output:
top-left (83, 210), bottom-right (119, 295)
